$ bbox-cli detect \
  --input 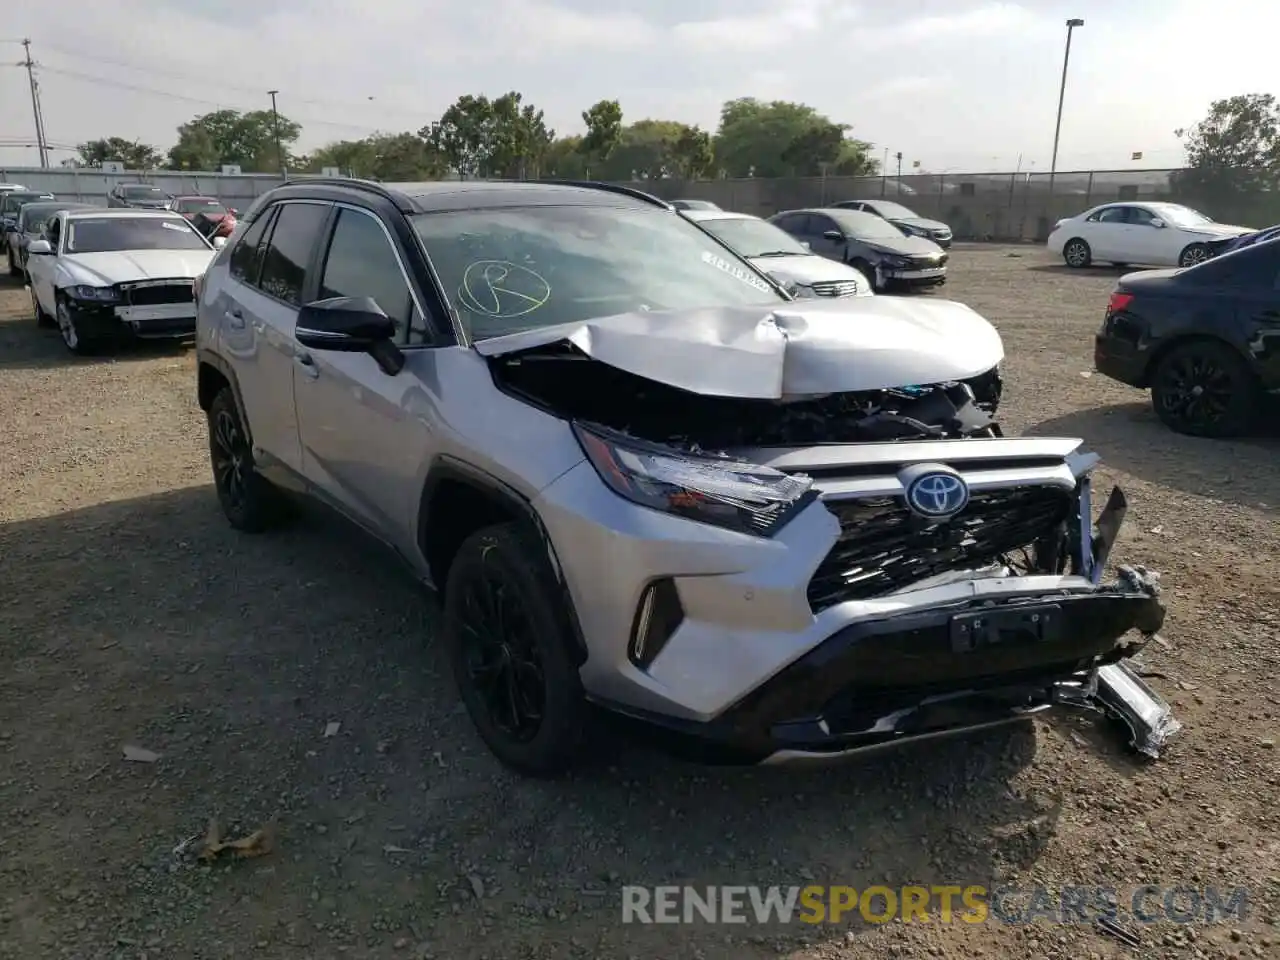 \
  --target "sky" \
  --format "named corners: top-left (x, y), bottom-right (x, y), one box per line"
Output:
top-left (0, 0), bottom-right (1275, 174)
